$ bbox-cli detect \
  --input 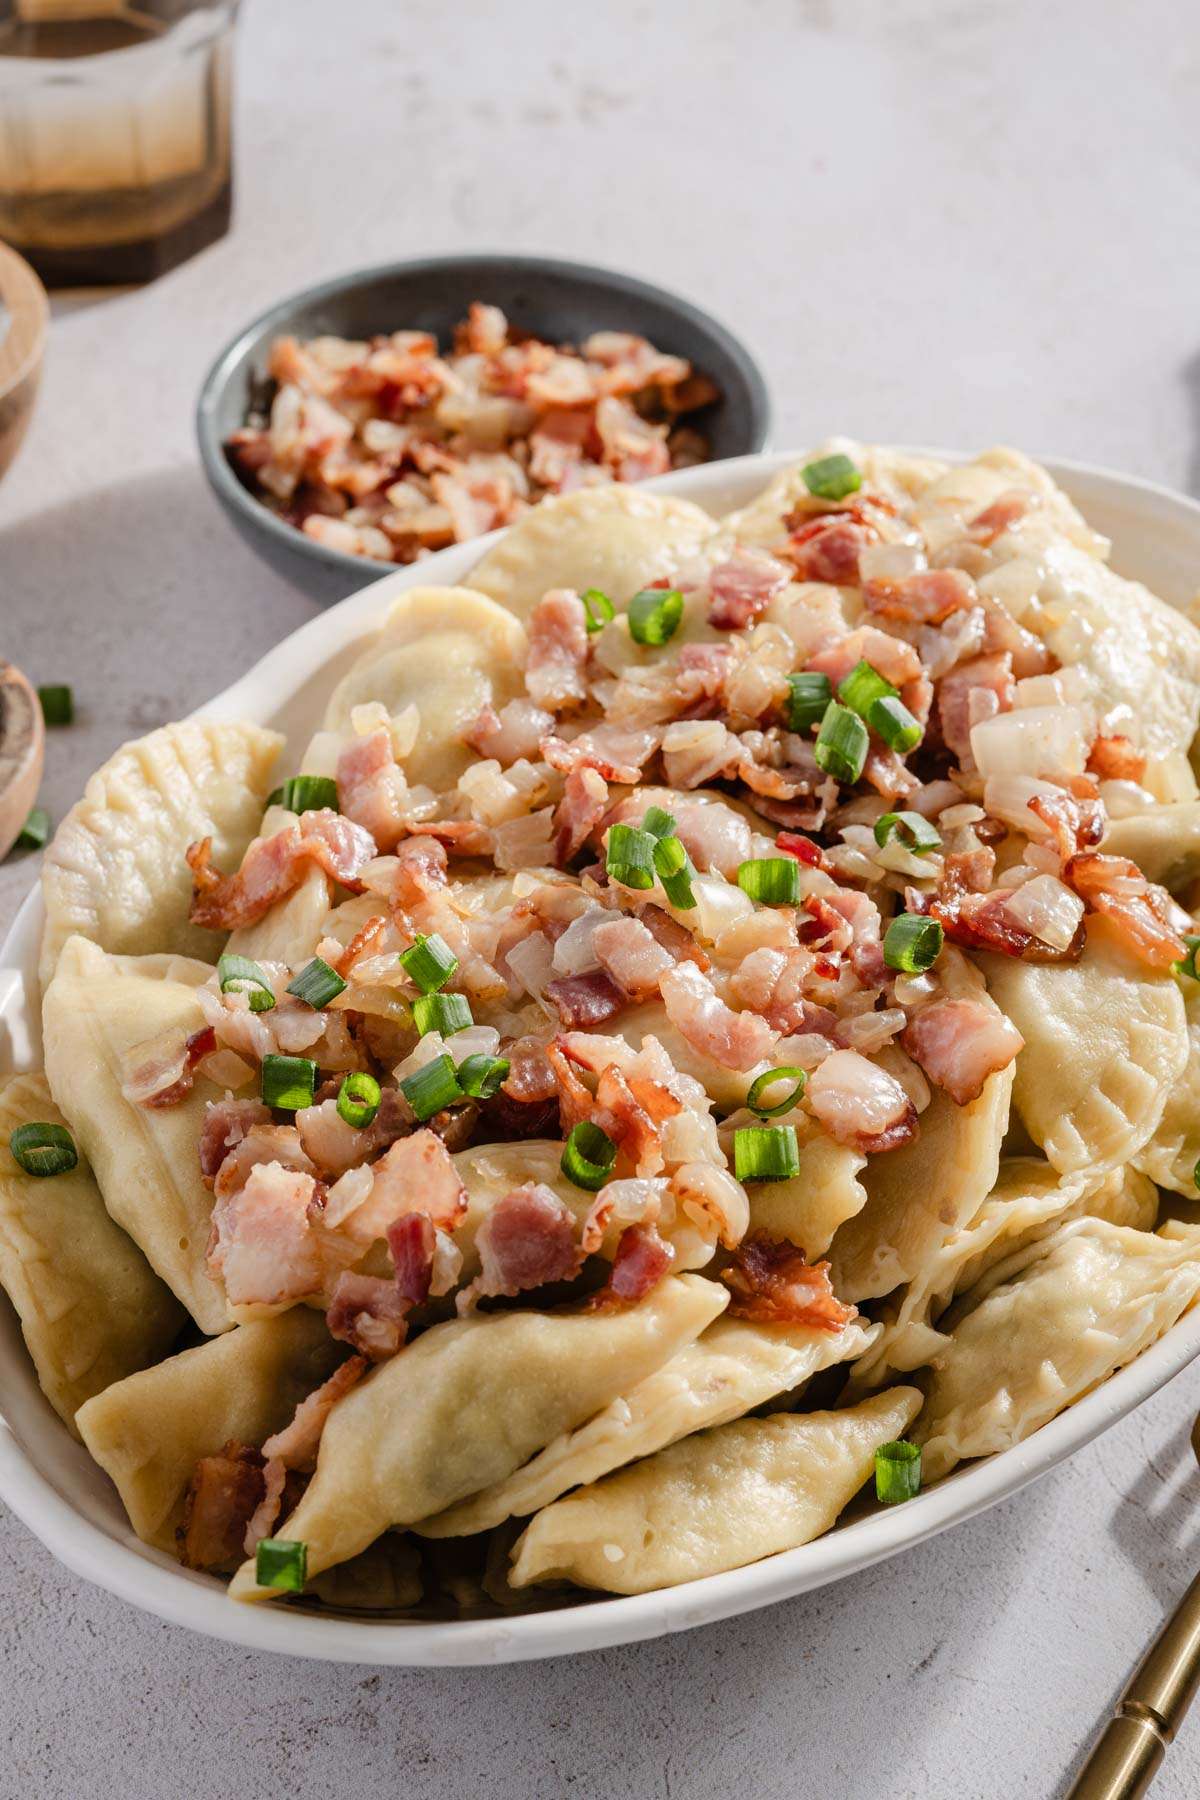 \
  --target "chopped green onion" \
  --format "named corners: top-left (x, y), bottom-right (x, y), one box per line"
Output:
top-left (286, 956), bottom-right (346, 1010)
top-left (336, 1072), bottom-right (381, 1129)
top-left (217, 952), bottom-right (277, 1013)
top-left (9, 1121), bottom-right (77, 1177)
top-left (874, 811), bottom-right (942, 854)
top-left (870, 694), bottom-right (923, 754)
top-left (413, 991), bottom-right (474, 1038)
top-left (641, 805), bottom-right (677, 840)
top-left (838, 659), bottom-right (898, 718)
top-left (400, 1054), bottom-right (463, 1120)
top-left (883, 913), bottom-right (944, 974)
top-left (255, 1537), bottom-right (307, 1592)
top-left (14, 807), bottom-right (49, 850)
top-left (628, 587), bottom-right (684, 647)
top-left (733, 1125), bottom-right (800, 1183)
top-left (457, 1053), bottom-right (511, 1099)
top-left (745, 1067), bottom-right (808, 1119)
top-left (654, 834), bottom-right (697, 910)
top-left (581, 588), bottom-right (615, 632)
top-left (802, 453), bottom-right (862, 501)
top-left (875, 1441), bottom-right (922, 1505)
top-left (814, 700), bottom-right (869, 784)
top-left (737, 857), bottom-right (801, 906)
top-left (1175, 936), bottom-right (1200, 980)
top-left (606, 822), bottom-right (656, 890)
top-left (37, 685), bottom-right (73, 727)
top-left (274, 775), bottom-right (339, 814)
top-left (399, 932), bottom-right (458, 994)
top-left (261, 1054), bottom-right (317, 1111)
top-left (560, 1120), bottom-right (617, 1191)
top-left (785, 671), bottom-right (833, 732)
